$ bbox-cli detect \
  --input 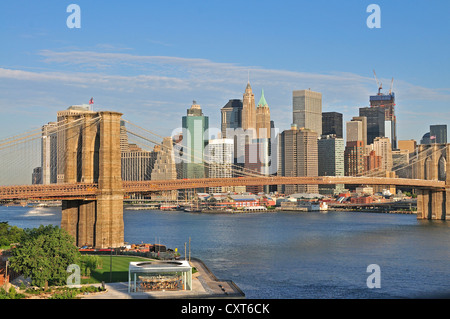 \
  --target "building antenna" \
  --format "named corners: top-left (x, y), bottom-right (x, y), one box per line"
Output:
top-left (248, 69), bottom-right (250, 83)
